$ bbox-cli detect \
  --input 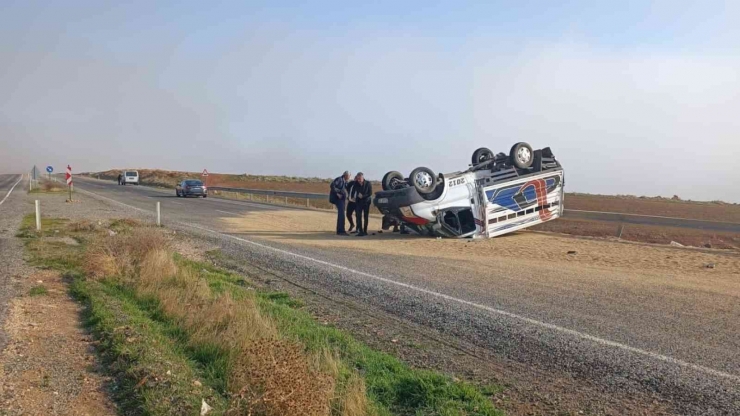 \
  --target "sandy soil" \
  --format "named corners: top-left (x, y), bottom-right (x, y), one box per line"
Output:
top-left (535, 218), bottom-right (740, 249)
top-left (221, 208), bottom-right (740, 282)
top-left (565, 194), bottom-right (740, 223)
top-left (0, 269), bottom-right (116, 416)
